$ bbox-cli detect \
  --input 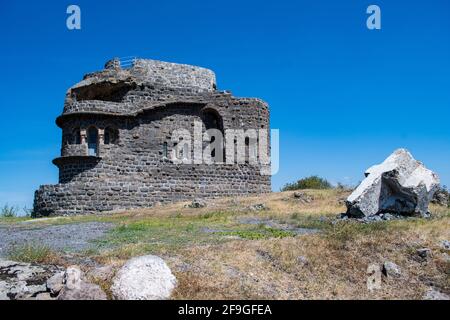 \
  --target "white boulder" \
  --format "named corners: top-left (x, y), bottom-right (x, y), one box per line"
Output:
top-left (111, 255), bottom-right (177, 300)
top-left (346, 149), bottom-right (440, 218)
